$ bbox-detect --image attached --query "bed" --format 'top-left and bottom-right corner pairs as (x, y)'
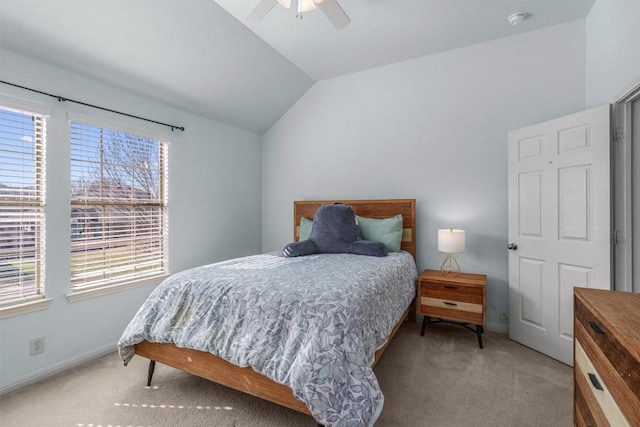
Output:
(117, 199), (417, 426)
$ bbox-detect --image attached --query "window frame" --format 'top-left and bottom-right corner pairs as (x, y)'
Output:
(0, 95), (52, 318)
(67, 113), (169, 302)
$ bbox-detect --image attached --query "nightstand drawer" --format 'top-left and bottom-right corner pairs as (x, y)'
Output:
(420, 296), (483, 324)
(420, 281), (483, 304)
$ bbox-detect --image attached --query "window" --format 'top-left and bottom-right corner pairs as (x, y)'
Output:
(69, 120), (167, 294)
(0, 106), (46, 306)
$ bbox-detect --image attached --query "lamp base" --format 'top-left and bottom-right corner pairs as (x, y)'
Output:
(440, 253), (460, 277)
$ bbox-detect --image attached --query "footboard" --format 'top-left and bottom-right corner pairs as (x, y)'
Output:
(135, 339), (311, 414)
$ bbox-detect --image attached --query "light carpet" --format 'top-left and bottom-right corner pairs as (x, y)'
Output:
(0, 321), (573, 426)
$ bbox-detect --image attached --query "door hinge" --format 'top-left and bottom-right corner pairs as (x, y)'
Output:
(613, 128), (623, 143)
(612, 230), (624, 245)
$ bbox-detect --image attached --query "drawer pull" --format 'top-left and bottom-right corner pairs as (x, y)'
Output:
(588, 373), (603, 391)
(443, 301), (458, 306)
(444, 285), (458, 290)
(589, 321), (605, 334)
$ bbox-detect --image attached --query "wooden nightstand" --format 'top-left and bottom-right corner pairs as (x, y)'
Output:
(418, 269), (487, 348)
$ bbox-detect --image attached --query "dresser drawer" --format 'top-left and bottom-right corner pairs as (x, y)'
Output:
(575, 367), (606, 427)
(575, 296), (640, 405)
(574, 288), (640, 427)
(575, 339), (630, 427)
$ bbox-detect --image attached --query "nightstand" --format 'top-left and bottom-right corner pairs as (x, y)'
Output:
(418, 269), (487, 348)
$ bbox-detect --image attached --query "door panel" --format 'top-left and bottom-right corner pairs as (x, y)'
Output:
(518, 135), (544, 160)
(508, 105), (611, 366)
(558, 263), (591, 338)
(519, 172), (543, 237)
(558, 124), (591, 154)
(518, 257), (544, 328)
(558, 165), (590, 240)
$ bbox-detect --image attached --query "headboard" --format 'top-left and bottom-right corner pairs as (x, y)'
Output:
(293, 199), (416, 260)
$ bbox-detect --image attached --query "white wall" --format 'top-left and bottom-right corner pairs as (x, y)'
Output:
(0, 49), (262, 392)
(586, 0), (640, 106)
(262, 21), (587, 332)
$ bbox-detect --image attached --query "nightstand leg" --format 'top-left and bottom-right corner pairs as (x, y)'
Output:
(476, 325), (483, 349)
(420, 316), (430, 336)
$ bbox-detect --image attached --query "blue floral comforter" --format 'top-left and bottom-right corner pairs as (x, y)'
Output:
(117, 251), (417, 426)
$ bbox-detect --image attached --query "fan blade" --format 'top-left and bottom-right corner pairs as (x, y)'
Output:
(247, 0), (278, 22)
(315, 0), (350, 29)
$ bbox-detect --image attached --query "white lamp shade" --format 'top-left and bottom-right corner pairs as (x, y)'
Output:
(438, 229), (465, 253)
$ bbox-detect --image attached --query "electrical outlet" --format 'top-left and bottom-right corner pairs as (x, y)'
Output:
(30, 337), (44, 355)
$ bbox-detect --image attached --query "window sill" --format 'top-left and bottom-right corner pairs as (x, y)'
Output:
(0, 298), (53, 319)
(66, 275), (169, 303)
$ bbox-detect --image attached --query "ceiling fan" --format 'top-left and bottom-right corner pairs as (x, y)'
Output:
(247, 0), (350, 30)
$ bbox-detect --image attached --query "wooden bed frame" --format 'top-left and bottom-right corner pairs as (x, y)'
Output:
(135, 199), (417, 419)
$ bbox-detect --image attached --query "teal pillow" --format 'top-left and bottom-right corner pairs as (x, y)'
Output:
(356, 214), (403, 252)
(299, 217), (313, 241)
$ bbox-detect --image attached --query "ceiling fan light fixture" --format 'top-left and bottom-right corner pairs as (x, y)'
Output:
(248, 0), (350, 29)
(297, 0), (317, 13)
(507, 12), (526, 26)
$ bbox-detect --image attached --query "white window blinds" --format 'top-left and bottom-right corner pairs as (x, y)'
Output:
(70, 120), (167, 291)
(0, 107), (46, 306)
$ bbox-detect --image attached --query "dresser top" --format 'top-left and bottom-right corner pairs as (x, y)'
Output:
(575, 287), (640, 354)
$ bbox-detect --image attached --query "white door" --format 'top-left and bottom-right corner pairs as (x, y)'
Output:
(508, 105), (611, 366)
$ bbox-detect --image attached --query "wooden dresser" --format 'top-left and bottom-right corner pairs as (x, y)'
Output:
(574, 288), (640, 427)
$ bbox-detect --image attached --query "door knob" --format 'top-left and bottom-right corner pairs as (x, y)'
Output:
(508, 243), (518, 250)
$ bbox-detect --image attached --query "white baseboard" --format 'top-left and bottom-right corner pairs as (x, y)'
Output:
(485, 322), (509, 334)
(0, 342), (117, 396)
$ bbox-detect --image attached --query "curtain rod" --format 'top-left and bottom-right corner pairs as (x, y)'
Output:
(0, 80), (185, 132)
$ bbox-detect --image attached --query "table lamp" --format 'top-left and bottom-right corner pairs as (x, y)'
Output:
(438, 228), (465, 277)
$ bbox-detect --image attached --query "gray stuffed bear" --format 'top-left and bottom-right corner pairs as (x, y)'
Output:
(282, 203), (388, 257)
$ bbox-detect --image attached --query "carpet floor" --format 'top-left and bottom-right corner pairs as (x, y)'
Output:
(0, 321), (573, 426)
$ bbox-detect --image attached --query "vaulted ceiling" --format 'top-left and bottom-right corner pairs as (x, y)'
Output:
(0, 0), (595, 134)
